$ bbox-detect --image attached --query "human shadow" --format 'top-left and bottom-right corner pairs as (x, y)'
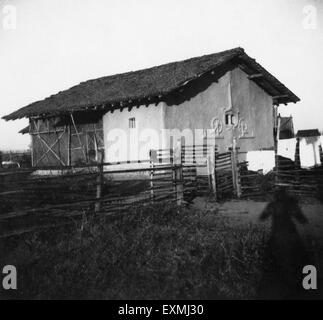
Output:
(257, 188), (310, 299)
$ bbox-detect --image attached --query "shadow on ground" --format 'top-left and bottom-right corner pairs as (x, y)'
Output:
(256, 189), (313, 299)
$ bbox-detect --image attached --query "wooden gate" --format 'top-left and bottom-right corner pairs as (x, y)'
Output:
(181, 144), (215, 197)
(149, 145), (212, 202)
(214, 151), (235, 199)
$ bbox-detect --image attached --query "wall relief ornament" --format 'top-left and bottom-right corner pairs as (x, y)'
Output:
(211, 117), (223, 136)
(238, 118), (249, 137)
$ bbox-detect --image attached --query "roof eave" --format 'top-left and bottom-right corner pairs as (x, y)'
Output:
(236, 54), (300, 106)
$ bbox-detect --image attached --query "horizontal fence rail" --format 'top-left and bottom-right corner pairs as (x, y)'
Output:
(275, 156), (323, 197)
(4, 144), (291, 238)
(0, 146), (214, 238)
(238, 161), (265, 198)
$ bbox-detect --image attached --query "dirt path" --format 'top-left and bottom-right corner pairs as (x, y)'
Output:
(192, 197), (323, 241)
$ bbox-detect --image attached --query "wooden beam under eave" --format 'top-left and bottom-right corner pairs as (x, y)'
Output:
(248, 73), (263, 80)
(238, 63), (251, 73)
(272, 94), (289, 100)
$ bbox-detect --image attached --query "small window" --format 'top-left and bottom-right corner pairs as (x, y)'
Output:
(225, 113), (233, 126)
(129, 117), (136, 128)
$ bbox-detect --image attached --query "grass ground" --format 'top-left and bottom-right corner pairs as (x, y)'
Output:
(1, 197), (322, 300)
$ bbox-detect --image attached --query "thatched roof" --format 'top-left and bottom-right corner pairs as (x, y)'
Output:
(2, 47), (300, 121)
(296, 129), (320, 138)
(19, 125), (30, 135)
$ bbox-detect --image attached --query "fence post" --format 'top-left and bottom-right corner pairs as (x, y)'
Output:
(207, 146), (217, 199)
(95, 151), (104, 214)
(207, 157), (212, 192)
(229, 147), (236, 195)
(274, 115), (281, 187)
(234, 147), (241, 198)
(320, 145), (323, 164)
(149, 150), (157, 202)
(229, 146), (241, 198)
(174, 140), (183, 205)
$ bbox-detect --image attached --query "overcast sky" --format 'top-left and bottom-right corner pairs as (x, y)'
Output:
(0, 0), (322, 150)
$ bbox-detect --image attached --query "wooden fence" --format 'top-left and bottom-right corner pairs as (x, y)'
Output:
(149, 144), (214, 203)
(0, 144), (249, 238)
(182, 144), (214, 198)
(238, 162), (266, 198)
(238, 154), (323, 199)
(215, 151), (235, 199)
(275, 156), (323, 197)
(150, 144), (243, 201)
(0, 151), (210, 238)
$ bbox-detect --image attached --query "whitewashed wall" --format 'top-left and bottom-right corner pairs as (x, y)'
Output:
(103, 102), (166, 172)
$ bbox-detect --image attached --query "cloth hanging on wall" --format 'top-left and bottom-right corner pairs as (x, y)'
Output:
(277, 138), (297, 161)
(299, 136), (321, 168)
(246, 150), (275, 174)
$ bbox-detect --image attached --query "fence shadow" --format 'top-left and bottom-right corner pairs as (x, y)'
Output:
(256, 188), (310, 299)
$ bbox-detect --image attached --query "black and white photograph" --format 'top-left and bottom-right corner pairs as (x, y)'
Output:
(0, 0), (323, 305)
